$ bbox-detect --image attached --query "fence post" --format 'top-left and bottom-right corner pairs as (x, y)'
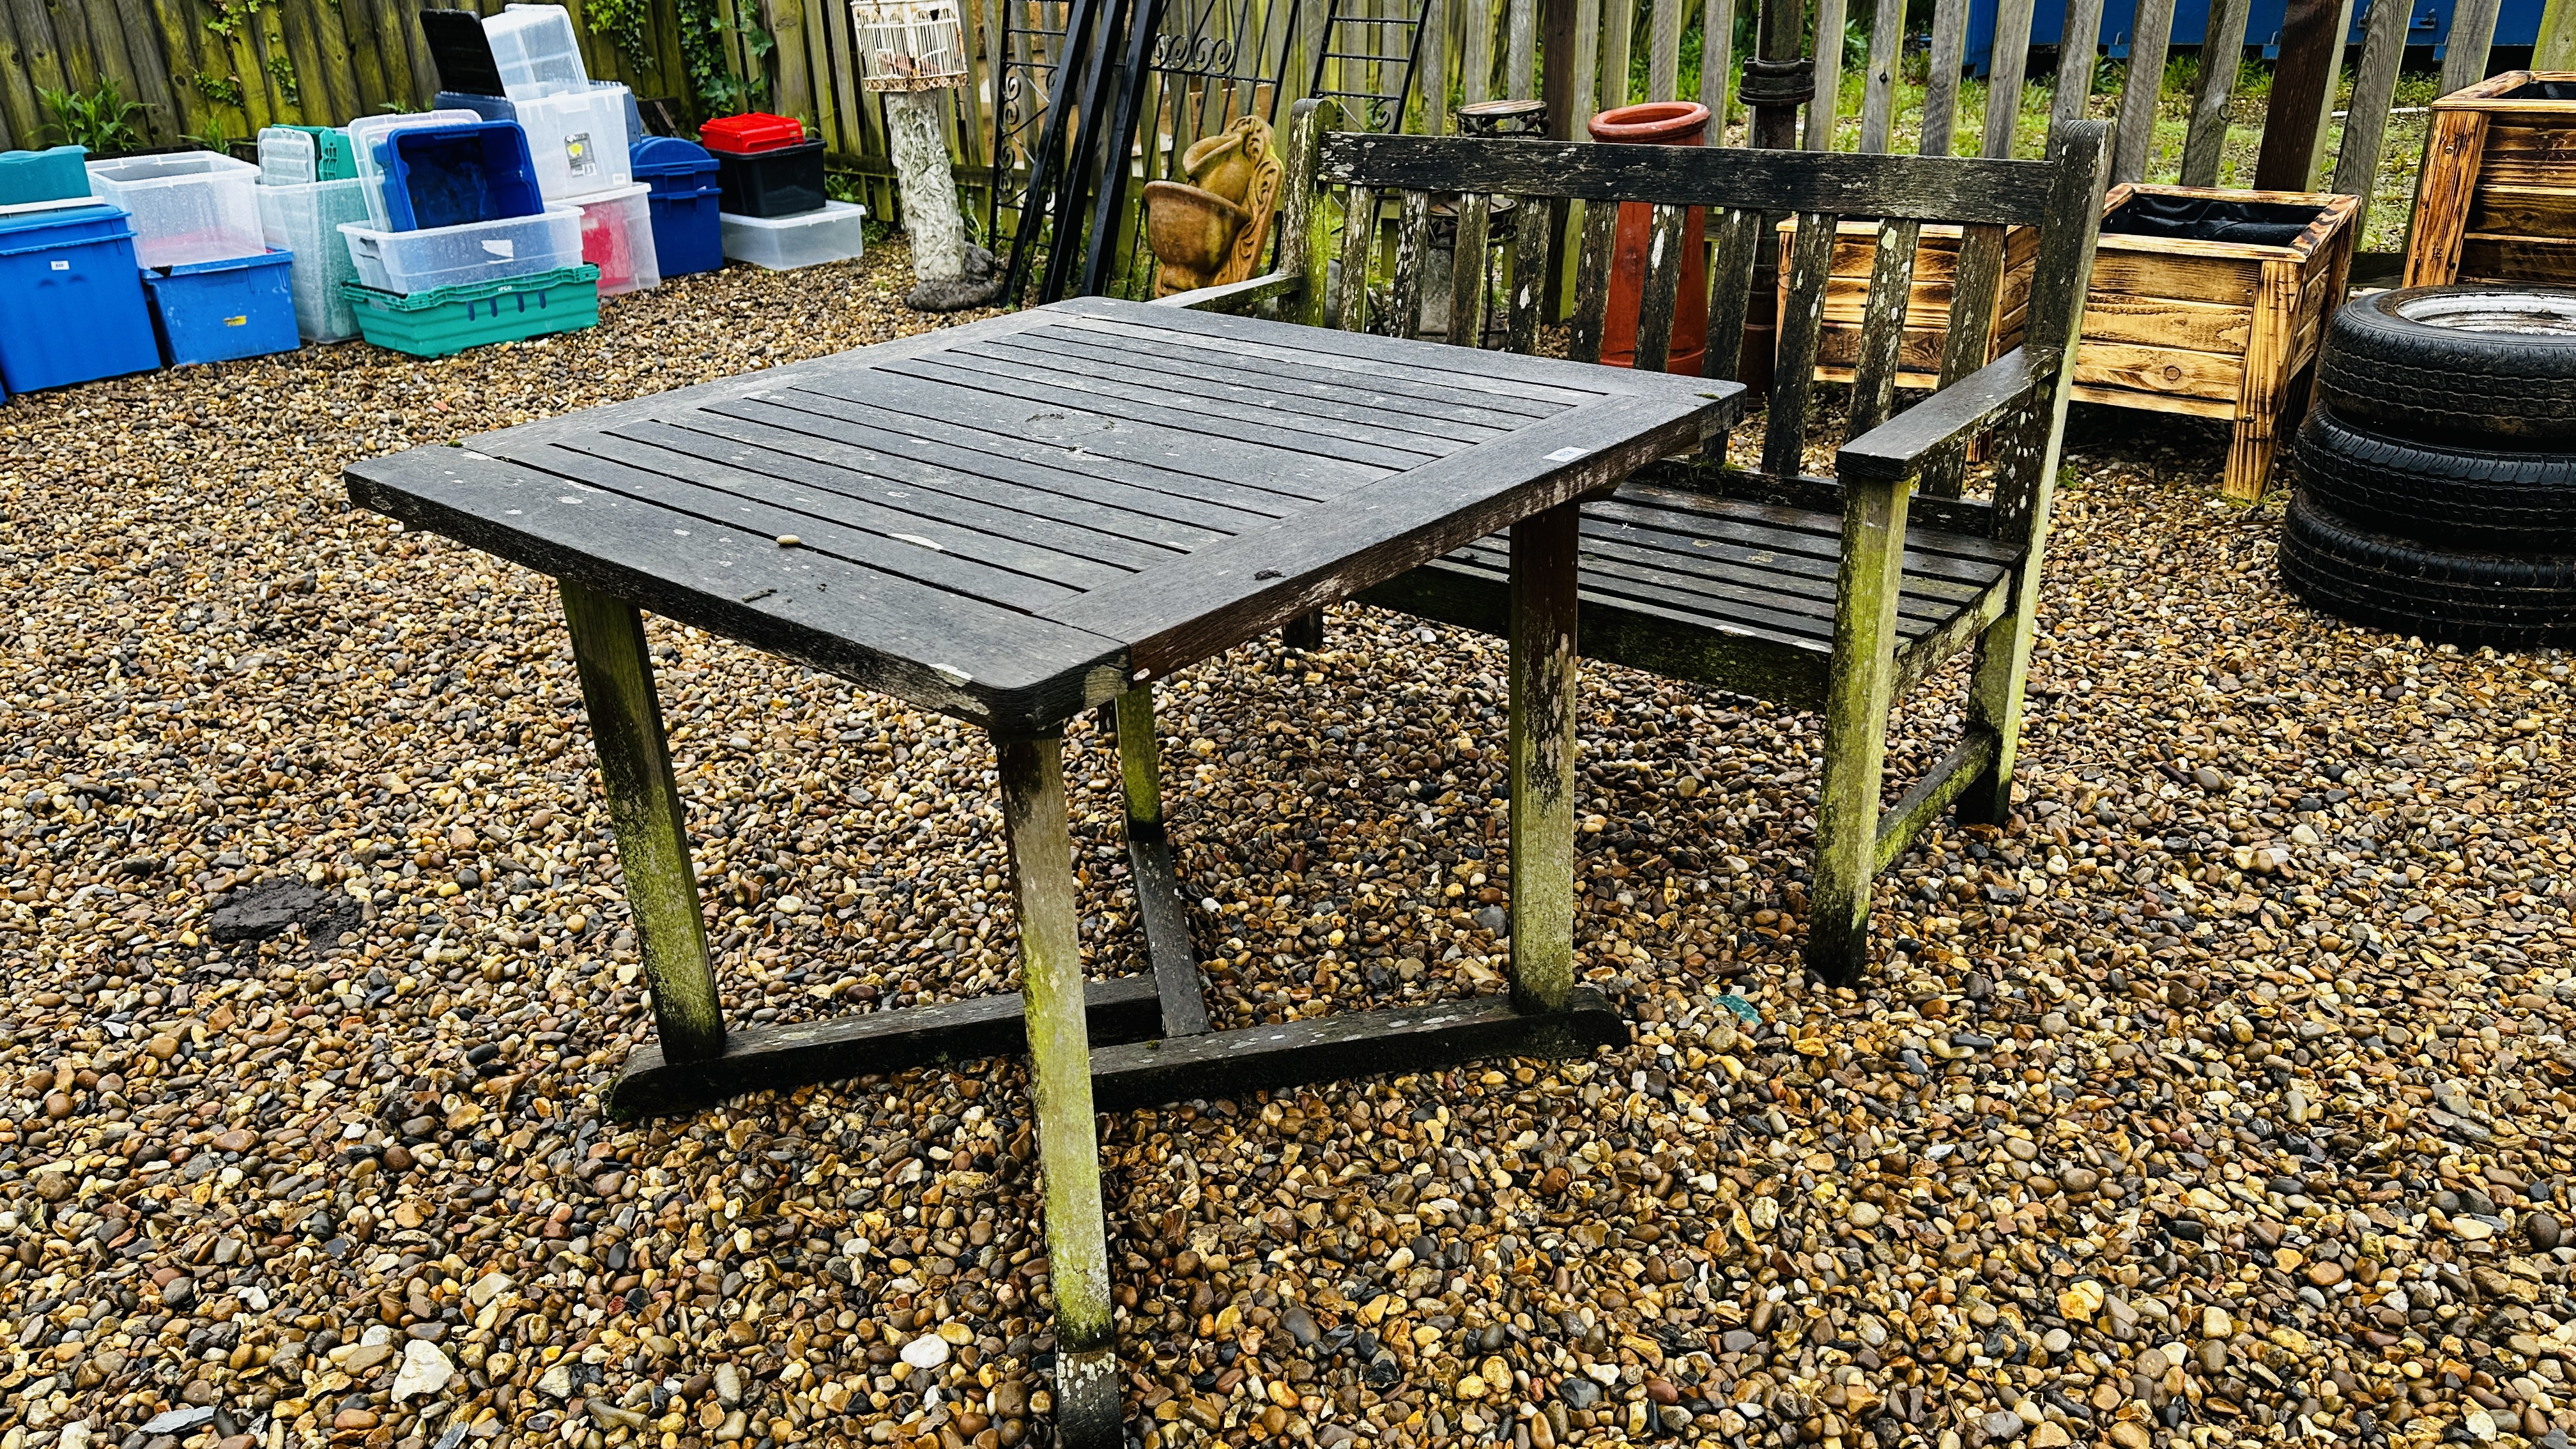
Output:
(2542, 0), (2576, 68)
(2441, 0), (2502, 93)
(2253, 0), (2345, 190)
(2333, 0), (2412, 246)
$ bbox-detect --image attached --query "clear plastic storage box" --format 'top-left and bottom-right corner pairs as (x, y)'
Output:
(573, 183), (659, 295)
(719, 200), (867, 270)
(339, 205), (583, 293)
(257, 176), (373, 342)
(84, 151), (262, 268)
(485, 5), (590, 100)
(349, 109), (487, 231)
(517, 86), (632, 202)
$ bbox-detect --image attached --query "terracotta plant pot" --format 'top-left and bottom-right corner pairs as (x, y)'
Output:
(1181, 129), (1257, 204)
(1143, 180), (1249, 290)
(1586, 100), (1710, 376)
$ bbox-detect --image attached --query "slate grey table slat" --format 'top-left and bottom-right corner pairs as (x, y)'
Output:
(348, 298), (1736, 736)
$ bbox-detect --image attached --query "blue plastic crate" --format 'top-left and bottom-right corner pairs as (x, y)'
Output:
(646, 183), (723, 277)
(145, 250), (300, 365)
(0, 205), (162, 392)
(632, 139), (721, 277)
(375, 121), (543, 231)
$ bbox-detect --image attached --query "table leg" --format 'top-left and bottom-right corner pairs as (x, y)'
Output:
(1114, 684), (1211, 1038)
(1507, 501), (1579, 1014)
(997, 733), (1123, 1449)
(560, 581), (725, 1064)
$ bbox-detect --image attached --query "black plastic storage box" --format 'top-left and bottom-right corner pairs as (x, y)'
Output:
(712, 139), (825, 219)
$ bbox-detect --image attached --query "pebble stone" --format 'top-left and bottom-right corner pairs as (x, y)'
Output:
(0, 259), (2569, 1449)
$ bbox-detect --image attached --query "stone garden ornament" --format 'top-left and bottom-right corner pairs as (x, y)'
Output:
(852, 0), (1005, 310)
(1142, 114), (1284, 297)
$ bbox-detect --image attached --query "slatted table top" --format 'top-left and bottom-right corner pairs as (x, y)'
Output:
(346, 298), (1740, 735)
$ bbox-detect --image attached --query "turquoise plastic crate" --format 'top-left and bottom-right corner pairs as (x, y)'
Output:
(342, 263), (599, 357)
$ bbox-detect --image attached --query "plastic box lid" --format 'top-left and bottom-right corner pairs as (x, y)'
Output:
(630, 135), (717, 178)
(258, 128), (359, 185)
(700, 113), (806, 153)
(420, 9), (508, 95)
(0, 203), (127, 247)
(484, 4), (590, 100)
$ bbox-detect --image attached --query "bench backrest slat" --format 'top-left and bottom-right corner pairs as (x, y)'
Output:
(1702, 206), (1760, 389)
(1843, 217), (1924, 441)
(1315, 135), (2059, 227)
(1630, 203), (1689, 376)
(1762, 213), (1839, 479)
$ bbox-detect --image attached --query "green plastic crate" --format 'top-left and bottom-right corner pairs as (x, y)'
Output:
(342, 264), (600, 358)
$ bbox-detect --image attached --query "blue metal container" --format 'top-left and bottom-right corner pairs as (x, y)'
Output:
(1968, 0), (2545, 74)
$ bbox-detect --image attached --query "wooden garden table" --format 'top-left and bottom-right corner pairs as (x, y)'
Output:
(345, 296), (1736, 1446)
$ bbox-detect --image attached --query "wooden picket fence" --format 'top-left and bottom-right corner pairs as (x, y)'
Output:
(4, 0), (2571, 277)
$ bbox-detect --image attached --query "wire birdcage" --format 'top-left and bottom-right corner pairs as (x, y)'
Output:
(850, 0), (967, 91)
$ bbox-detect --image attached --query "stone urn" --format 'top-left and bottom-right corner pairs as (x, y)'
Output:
(1140, 181), (1250, 294)
(1145, 115), (1284, 297)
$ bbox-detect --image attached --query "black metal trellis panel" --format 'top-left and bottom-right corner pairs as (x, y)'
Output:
(1307, 0), (1429, 134)
(988, 0), (1082, 256)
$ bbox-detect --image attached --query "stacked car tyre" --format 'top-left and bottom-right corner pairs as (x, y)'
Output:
(2280, 284), (2576, 648)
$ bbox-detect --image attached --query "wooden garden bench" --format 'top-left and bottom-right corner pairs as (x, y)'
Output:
(1161, 102), (2112, 984)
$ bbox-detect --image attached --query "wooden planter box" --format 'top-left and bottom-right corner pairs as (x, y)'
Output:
(1784, 186), (2353, 500)
(1789, 221), (2039, 390)
(2405, 71), (2576, 289)
(2073, 184), (2358, 501)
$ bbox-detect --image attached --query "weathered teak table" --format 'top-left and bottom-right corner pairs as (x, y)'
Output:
(345, 297), (1736, 1445)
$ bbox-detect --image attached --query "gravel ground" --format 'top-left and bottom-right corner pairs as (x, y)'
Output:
(1, 249), (2573, 1449)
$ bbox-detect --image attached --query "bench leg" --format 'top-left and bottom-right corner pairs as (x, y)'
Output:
(997, 733), (1123, 1449)
(1958, 595), (2033, 828)
(1508, 501), (1579, 1013)
(1113, 683), (1211, 1038)
(1809, 477), (1909, 987)
(559, 581), (725, 1064)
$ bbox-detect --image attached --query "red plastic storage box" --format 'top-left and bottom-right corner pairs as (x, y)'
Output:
(699, 113), (806, 155)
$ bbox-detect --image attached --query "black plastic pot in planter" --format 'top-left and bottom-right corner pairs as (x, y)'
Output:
(2099, 192), (2324, 249)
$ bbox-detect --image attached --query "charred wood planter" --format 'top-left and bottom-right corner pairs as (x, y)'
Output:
(2405, 72), (2576, 292)
(2074, 183), (2358, 502)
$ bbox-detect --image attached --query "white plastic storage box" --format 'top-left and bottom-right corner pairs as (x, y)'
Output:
(487, 4), (590, 100)
(517, 85), (632, 202)
(84, 151), (262, 268)
(573, 183), (659, 295)
(339, 205), (583, 293)
(720, 201), (868, 270)
(348, 109), (488, 231)
(258, 176), (373, 342)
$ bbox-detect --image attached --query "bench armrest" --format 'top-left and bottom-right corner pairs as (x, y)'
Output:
(1149, 270), (1306, 314)
(1835, 346), (2049, 485)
